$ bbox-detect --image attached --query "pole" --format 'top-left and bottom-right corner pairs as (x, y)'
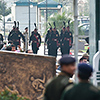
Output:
(3, 1), (6, 40)
(74, 0), (78, 62)
(89, 0), (96, 65)
(73, 0), (78, 83)
(46, 0), (47, 29)
(29, 0), (31, 38)
(4, 14), (5, 40)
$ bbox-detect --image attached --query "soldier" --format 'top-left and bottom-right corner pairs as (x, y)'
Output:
(8, 26), (15, 42)
(48, 22), (59, 57)
(0, 33), (3, 49)
(45, 23), (53, 55)
(23, 27), (28, 52)
(60, 21), (69, 55)
(43, 55), (76, 100)
(61, 63), (100, 100)
(29, 23), (41, 54)
(66, 26), (73, 54)
(8, 21), (25, 50)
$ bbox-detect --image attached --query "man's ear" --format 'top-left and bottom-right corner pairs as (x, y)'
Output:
(90, 73), (92, 77)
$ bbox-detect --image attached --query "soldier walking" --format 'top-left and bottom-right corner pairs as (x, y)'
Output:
(66, 26), (73, 54)
(8, 26), (15, 42)
(8, 21), (25, 50)
(0, 33), (3, 49)
(23, 27), (28, 52)
(48, 22), (59, 57)
(60, 21), (69, 55)
(45, 23), (53, 55)
(61, 63), (100, 100)
(29, 23), (41, 54)
(43, 55), (76, 100)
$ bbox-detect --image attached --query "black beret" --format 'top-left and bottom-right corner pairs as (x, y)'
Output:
(78, 63), (93, 75)
(59, 55), (76, 66)
(25, 27), (28, 30)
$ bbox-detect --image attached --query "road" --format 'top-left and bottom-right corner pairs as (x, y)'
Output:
(27, 43), (84, 62)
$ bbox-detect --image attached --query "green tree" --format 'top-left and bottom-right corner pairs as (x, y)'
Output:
(47, 12), (73, 33)
(84, 0), (89, 16)
(0, 1), (11, 17)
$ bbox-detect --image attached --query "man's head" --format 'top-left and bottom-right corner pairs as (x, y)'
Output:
(13, 26), (15, 30)
(25, 27), (28, 32)
(16, 27), (19, 30)
(53, 27), (56, 31)
(34, 28), (37, 33)
(59, 55), (76, 76)
(11, 44), (16, 51)
(79, 57), (87, 63)
(67, 26), (70, 32)
(63, 27), (66, 31)
(82, 53), (89, 60)
(49, 27), (52, 32)
(78, 63), (93, 81)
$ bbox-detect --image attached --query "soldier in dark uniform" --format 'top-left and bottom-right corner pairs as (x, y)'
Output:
(43, 55), (76, 100)
(48, 22), (59, 57)
(29, 23), (41, 54)
(8, 26), (15, 42)
(61, 63), (100, 100)
(45, 23), (53, 55)
(66, 26), (73, 54)
(0, 33), (3, 49)
(8, 21), (25, 50)
(60, 22), (69, 55)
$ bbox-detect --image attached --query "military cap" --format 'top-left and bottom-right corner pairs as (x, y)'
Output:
(78, 63), (93, 75)
(59, 55), (76, 66)
(25, 27), (28, 30)
(82, 53), (89, 57)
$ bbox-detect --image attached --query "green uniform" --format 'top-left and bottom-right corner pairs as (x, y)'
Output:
(44, 72), (72, 100)
(61, 82), (100, 100)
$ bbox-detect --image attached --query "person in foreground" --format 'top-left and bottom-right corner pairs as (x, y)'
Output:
(43, 55), (76, 100)
(61, 63), (100, 100)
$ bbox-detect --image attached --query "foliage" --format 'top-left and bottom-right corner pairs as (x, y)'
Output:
(43, 12), (85, 36)
(0, 89), (29, 100)
(46, 12), (73, 33)
(0, 1), (11, 16)
(78, 27), (85, 35)
(84, 1), (89, 16)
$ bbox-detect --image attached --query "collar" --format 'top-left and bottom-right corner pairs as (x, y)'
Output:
(59, 71), (73, 78)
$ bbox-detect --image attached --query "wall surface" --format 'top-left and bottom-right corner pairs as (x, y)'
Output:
(0, 51), (56, 100)
(12, 5), (37, 32)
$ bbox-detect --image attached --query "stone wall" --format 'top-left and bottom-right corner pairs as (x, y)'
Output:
(0, 51), (56, 100)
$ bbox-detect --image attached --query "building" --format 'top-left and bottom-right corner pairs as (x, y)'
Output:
(12, 0), (37, 32)
(11, 0), (62, 34)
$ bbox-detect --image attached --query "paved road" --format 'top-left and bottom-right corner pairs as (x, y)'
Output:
(27, 43), (83, 62)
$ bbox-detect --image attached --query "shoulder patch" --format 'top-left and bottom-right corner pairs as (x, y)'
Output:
(64, 84), (74, 91)
(61, 77), (69, 85)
